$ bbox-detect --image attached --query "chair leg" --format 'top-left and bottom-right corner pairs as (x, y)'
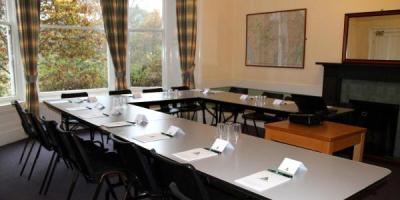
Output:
(105, 176), (118, 200)
(233, 112), (239, 123)
(28, 144), (42, 180)
(20, 141), (35, 176)
(253, 119), (259, 137)
(44, 155), (60, 195)
(67, 170), (80, 200)
(202, 103), (206, 124)
(243, 118), (248, 132)
(39, 151), (56, 194)
(19, 139), (31, 164)
(191, 111), (197, 120)
(90, 128), (94, 141)
(93, 177), (105, 200)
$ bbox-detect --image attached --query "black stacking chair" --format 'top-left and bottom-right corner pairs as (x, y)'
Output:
(242, 92), (284, 137)
(109, 89), (132, 96)
(51, 127), (127, 200)
(60, 92), (89, 131)
(24, 113), (55, 181)
(40, 121), (107, 196)
(149, 149), (210, 200)
(212, 87), (248, 124)
(13, 101), (39, 177)
(171, 86), (206, 123)
(111, 134), (163, 199)
(142, 88), (179, 116)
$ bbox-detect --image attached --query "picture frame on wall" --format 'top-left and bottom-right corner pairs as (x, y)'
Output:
(246, 9), (307, 68)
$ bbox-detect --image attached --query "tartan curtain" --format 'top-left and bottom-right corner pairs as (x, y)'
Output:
(16, 0), (40, 116)
(100, 0), (128, 90)
(176, 0), (197, 89)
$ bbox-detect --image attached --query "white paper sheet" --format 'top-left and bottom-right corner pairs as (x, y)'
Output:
(66, 107), (88, 111)
(133, 133), (170, 143)
(235, 170), (291, 192)
(49, 100), (69, 104)
(78, 112), (106, 119)
(173, 148), (218, 162)
(102, 121), (133, 128)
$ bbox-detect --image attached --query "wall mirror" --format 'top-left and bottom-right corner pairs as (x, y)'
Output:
(342, 9), (400, 65)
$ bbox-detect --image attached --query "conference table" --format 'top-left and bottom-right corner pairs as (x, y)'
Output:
(44, 91), (390, 200)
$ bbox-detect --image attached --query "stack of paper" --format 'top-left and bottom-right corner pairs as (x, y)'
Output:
(133, 133), (170, 143)
(102, 121), (133, 128)
(235, 170), (291, 192)
(173, 148), (218, 162)
(78, 113), (105, 119)
(66, 107), (88, 111)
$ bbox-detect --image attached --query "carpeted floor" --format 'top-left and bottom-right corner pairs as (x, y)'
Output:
(1, 129), (400, 200)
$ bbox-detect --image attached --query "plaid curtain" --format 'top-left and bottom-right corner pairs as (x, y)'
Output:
(100, 0), (128, 90)
(176, 0), (197, 89)
(16, 0), (40, 116)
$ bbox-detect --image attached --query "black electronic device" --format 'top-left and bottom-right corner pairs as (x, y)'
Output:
(288, 113), (322, 126)
(291, 94), (337, 116)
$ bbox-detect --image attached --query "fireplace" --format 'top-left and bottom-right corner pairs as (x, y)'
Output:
(350, 100), (399, 157)
(317, 62), (400, 158)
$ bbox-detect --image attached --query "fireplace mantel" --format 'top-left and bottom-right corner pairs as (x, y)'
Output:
(316, 62), (400, 105)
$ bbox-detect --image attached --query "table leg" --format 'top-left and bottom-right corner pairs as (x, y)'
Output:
(353, 132), (366, 162)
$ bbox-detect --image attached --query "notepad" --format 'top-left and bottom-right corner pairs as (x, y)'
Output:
(235, 170), (290, 192)
(133, 133), (170, 143)
(49, 100), (69, 104)
(173, 148), (218, 162)
(66, 107), (88, 111)
(78, 113), (106, 119)
(102, 121), (133, 128)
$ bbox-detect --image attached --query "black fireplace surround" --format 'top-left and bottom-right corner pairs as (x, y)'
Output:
(316, 62), (400, 106)
(317, 62), (400, 158)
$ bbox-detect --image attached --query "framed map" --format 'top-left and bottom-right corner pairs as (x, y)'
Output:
(246, 9), (306, 68)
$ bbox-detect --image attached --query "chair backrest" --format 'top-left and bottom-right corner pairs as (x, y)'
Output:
(109, 89), (132, 96)
(68, 133), (96, 177)
(42, 120), (68, 157)
(229, 87), (248, 95)
(13, 100), (35, 138)
(142, 88), (163, 93)
(111, 135), (162, 194)
(28, 113), (53, 150)
(53, 126), (88, 173)
(61, 92), (88, 99)
(261, 92), (284, 100)
(149, 149), (210, 200)
(171, 86), (190, 91)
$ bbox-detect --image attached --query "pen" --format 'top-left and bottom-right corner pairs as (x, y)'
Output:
(102, 113), (109, 117)
(267, 169), (292, 178)
(161, 132), (173, 138)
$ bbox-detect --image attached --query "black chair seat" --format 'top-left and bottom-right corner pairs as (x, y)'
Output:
(86, 152), (126, 182)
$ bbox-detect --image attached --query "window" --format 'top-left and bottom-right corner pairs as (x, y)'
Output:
(0, 0), (16, 98)
(39, 0), (108, 92)
(128, 0), (163, 87)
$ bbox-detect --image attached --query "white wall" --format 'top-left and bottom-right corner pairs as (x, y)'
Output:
(198, 0), (400, 95)
(0, 105), (25, 146)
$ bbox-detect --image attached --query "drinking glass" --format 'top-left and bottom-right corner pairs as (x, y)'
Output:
(216, 123), (225, 139)
(225, 122), (233, 141)
(232, 123), (241, 144)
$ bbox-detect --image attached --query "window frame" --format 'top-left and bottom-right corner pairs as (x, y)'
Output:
(0, 0), (20, 105)
(128, 0), (166, 90)
(0, 0), (178, 105)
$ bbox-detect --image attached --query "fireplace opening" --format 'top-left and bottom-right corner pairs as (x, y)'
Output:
(350, 100), (399, 157)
